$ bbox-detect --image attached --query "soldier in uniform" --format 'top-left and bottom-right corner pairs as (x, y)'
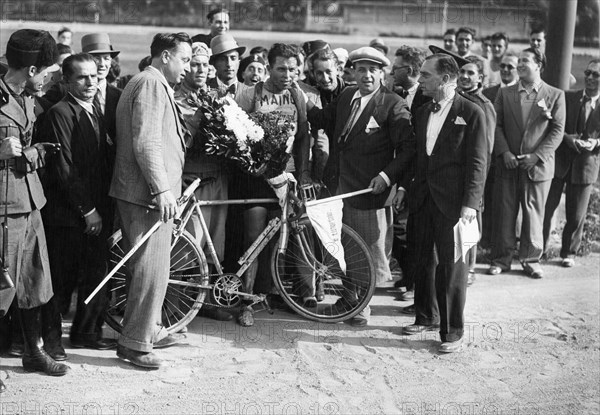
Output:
(0, 29), (68, 382)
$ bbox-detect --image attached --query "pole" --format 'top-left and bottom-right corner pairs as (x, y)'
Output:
(544, 0), (578, 90)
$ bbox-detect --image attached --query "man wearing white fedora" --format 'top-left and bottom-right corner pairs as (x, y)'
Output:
(207, 33), (246, 98)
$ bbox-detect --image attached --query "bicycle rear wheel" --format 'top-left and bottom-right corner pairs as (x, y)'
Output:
(271, 219), (376, 323)
(104, 229), (209, 334)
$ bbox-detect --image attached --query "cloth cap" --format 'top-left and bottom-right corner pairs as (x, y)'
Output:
(348, 46), (390, 67)
(369, 38), (389, 55)
(81, 33), (120, 58)
(192, 42), (211, 58)
(209, 34), (246, 64)
(302, 40), (330, 58)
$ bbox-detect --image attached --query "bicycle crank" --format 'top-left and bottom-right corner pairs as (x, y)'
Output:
(212, 274), (245, 308)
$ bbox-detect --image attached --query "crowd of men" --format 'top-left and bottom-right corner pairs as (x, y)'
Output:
(0, 8), (598, 385)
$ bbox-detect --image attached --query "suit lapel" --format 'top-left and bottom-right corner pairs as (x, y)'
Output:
(524, 82), (548, 131)
(431, 94), (461, 155)
(346, 88), (382, 144)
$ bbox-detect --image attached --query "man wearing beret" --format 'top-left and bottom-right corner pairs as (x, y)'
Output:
(307, 46), (415, 326)
(237, 54), (267, 87)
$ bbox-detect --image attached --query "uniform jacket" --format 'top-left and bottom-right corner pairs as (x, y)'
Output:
(0, 79), (46, 214)
(554, 90), (600, 184)
(308, 85), (415, 210)
(410, 93), (488, 221)
(109, 67), (186, 207)
(42, 94), (114, 227)
(494, 81), (566, 182)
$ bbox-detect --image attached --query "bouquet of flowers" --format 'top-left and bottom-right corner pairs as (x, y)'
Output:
(187, 91), (294, 179)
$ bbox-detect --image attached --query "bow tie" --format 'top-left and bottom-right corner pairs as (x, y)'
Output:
(429, 102), (441, 113)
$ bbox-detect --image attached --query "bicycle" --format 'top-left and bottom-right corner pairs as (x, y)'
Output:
(103, 178), (376, 334)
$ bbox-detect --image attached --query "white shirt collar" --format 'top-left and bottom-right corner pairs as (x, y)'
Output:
(583, 91), (600, 109)
(97, 79), (107, 95)
(407, 83), (419, 95)
(351, 85), (380, 103)
(435, 83), (456, 108)
(518, 79), (543, 94)
(502, 79), (518, 88)
(70, 93), (94, 115)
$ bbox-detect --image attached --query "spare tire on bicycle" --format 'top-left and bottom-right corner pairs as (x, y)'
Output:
(104, 229), (209, 334)
(271, 219), (376, 323)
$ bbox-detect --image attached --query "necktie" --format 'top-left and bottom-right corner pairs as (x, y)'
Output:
(339, 97), (361, 143)
(93, 90), (104, 115)
(89, 104), (103, 147)
(227, 83), (237, 96)
(429, 101), (441, 113)
(576, 95), (591, 135)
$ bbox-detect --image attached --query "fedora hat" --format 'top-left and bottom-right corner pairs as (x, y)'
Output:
(81, 33), (120, 58)
(209, 34), (246, 64)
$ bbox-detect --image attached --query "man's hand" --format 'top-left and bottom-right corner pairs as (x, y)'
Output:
(502, 151), (519, 169)
(369, 175), (388, 195)
(517, 153), (540, 171)
(564, 134), (581, 153)
(0, 137), (22, 160)
(577, 139), (596, 152)
(392, 188), (406, 213)
(33, 142), (61, 157)
(460, 206), (477, 224)
(84, 210), (103, 236)
(155, 191), (178, 222)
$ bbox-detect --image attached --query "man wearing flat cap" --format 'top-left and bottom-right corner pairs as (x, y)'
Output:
(207, 33), (245, 98)
(307, 46), (415, 327)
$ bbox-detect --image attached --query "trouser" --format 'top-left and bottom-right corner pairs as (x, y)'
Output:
(543, 176), (593, 258)
(45, 226), (109, 342)
(116, 201), (172, 353)
(413, 194), (468, 343)
(490, 170), (551, 270)
(342, 205), (393, 286)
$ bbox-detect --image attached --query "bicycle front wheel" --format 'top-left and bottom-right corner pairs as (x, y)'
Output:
(104, 229), (209, 334)
(271, 220), (376, 323)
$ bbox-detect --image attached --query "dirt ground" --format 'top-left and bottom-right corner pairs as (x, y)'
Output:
(1, 254), (598, 415)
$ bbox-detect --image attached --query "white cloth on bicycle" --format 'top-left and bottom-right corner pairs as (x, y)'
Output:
(305, 199), (347, 273)
(267, 172), (296, 209)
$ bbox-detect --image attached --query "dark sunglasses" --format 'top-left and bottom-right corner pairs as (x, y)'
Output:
(584, 69), (600, 79)
(500, 63), (515, 70)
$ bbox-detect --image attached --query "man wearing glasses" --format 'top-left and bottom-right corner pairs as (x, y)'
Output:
(543, 59), (600, 267)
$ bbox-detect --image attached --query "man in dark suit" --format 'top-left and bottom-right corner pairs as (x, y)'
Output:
(80, 33), (122, 143)
(43, 53), (116, 351)
(543, 59), (600, 267)
(400, 53), (487, 353)
(390, 45), (432, 304)
(109, 33), (192, 368)
(489, 48), (566, 279)
(307, 46), (415, 326)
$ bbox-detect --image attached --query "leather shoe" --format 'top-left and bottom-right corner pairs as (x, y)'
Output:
(402, 324), (439, 335)
(237, 306), (255, 327)
(396, 290), (414, 301)
(153, 333), (186, 349)
(439, 338), (463, 353)
(44, 343), (68, 361)
(70, 337), (117, 350)
(521, 261), (543, 279)
(561, 258), (575, 268)
(116, 345), (162, 369)
(488, 266), (503, 275)
(400, 304), (415, 315)
(199, 306), (233, 321)
(0, 379), (5, 393)
(302, 296), (318, 308)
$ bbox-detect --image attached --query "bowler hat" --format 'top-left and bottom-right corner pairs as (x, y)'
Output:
(428, 45), (469, 68)
(209, 34), (246, 64)
(81, 33), (120, 58)
(348, 46), (390, 67)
